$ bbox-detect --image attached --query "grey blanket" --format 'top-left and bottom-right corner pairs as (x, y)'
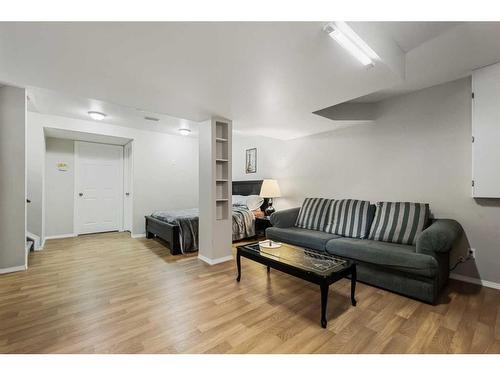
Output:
(151, 206), (255, 253)
(232, 206), (256, 241)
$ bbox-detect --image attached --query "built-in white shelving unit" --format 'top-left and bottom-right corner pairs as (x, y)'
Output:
(215, 121), (230, 220)
(198, 117), (233, 265)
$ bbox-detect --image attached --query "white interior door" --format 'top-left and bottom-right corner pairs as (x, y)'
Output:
(123, 142), (133, 232)
(75, 142), (124, 235)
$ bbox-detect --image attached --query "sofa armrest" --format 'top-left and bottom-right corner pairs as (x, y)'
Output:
(416, 219), (462, 256)
(269, 207), (300, 228)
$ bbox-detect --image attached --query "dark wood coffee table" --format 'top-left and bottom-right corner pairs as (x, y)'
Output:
(236, 241), (357, 328)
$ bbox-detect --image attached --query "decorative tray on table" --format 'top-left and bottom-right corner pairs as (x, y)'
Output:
(259, 240), (282, 249)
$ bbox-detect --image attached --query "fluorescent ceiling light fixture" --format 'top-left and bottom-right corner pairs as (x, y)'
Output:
(324, 22), (379, 66)
(178, 128), (191, 136)
(88, 111), (106, 121)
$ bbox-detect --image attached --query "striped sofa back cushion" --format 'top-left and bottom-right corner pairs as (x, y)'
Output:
(295, 198), (333, 232)
(325, 199), (373, 239)
(368, 202), (430, 245)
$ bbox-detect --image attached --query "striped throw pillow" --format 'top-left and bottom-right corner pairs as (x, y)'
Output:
(295, 198), (333, 232)
(368, 202), (430, 245)
(325, 199), (372, 239)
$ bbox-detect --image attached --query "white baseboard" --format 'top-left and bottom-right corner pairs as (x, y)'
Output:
(0, 265), (27, 275)
(450, 272), (500, 290)
(131, 233), (146, 239)
(44, 233), (77, 240)
(26, 231), (43, 250)
(198, 254), (233, 265)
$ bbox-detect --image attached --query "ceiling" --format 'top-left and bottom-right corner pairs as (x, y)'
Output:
(28, 86), (199, 137)
(353, 22), (500, 103)
(370, 22), (461, 52)
(1, 22), (500, 139)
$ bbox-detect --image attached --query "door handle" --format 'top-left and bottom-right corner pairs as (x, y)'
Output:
(79, 193), (83, 197)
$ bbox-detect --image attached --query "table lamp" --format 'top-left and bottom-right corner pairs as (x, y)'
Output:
(260, 179), (281, 216)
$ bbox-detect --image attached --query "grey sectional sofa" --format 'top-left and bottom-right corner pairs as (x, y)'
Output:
(266, 205), (462, 304)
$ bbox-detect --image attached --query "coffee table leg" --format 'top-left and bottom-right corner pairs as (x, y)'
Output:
(267, 266), (270, 273)
(236, 250), (241, 282)
(351, 265), (357, 306)
(320, 283), (329, 328)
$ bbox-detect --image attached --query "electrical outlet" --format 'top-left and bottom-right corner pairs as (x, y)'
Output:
(469, 248), (476, 259)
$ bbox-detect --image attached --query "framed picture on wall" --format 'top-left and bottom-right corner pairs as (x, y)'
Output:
(245, 148), (257, 174)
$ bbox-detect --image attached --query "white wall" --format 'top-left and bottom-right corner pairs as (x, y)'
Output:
(272, 78), (500, 284)
(45, 138), (74, 237)
(232, 132), (287, 198)
(0, 86), (26, 271)
(27, 112), (199, 237)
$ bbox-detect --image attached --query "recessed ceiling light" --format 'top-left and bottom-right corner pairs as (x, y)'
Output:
(88, 111), (106, 121)
(324, 22), (379, 67)
(178, 128), (191, 136)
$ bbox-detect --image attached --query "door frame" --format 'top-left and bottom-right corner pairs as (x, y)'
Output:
(123, 141), (133, 232)
(73, 141), (126, 236)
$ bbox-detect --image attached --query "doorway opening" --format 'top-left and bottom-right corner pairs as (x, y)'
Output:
(28, 128), (134, 244)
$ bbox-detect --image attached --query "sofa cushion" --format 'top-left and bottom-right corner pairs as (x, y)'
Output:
(266, 226), (341, 251)
(369, 202), (430, 245)
(325, 237), (438, 278)
(295, 198), (333, 232)
(325, 199), (374, 239)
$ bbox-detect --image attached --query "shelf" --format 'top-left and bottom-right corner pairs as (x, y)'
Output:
(215, 120), (230, 221)
(216, 162), (228, 180)
(216, 199), (229, 220)
(216, 121), (229, 139)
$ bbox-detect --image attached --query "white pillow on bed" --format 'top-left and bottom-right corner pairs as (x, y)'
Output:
(245, 195), (264, 211)
(232, 195), (248, 207)
(232, 195), (264, 211)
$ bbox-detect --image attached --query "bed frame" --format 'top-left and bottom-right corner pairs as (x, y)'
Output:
(145, 180), (267, 255)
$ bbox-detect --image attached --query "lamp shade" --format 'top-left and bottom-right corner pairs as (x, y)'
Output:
(260, 179), (281, 198)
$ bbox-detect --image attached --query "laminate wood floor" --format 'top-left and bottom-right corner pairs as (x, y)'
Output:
(1, 232), (499, 354)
